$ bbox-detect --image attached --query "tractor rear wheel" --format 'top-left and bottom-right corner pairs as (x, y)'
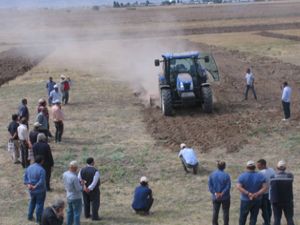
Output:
(202, 86), (213, 113)
(161, 89), (172, 116)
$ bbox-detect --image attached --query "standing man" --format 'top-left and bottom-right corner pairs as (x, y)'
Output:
(132, 176), (154, 215)
(237, 160), (267, 225)
(270, 160), (295, 225)
(208, 161), (231, 225)
(51, 100), (64, 143)
(256, 159), (275, 225)
(29, 122), (42, 146)
(244, 68), (257, 100)
(63, 161), (83, 225)
(24, 155), (46, 224)
(41, 199), (65, 225)
(18, 98), (29, 122)
(281, 81), (292, 121)
(178, 143), (199, 174)
(46, 77), (56, 105)
(18, 117), (31, 168)
(33, 133), (54, 192)
(60, 74), (70, 104)
(78, 157), (101, 221)
(49, 85), (62, 106)
(7, 114), (20, 164)
(36, 106), (49, 138)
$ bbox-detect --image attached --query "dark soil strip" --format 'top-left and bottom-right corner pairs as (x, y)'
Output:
(0, 47), (52, 86)
(257, 31), (300, 42)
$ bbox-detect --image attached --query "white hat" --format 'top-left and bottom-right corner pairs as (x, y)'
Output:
(277, 160), (286, 168)
(69, 160), (78, 167)
(140, 176), (148, 183)
(180, 143), (186, 149)
(53, 99), (61, 104)
(60, 74), (66, 79)
(247, 160), (255, 167)
(54, 84), (58, 88)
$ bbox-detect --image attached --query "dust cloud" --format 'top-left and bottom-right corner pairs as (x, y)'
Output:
(0, 7), (190, 105)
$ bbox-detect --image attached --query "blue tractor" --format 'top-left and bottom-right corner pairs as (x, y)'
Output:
(154, 51), (220, 116)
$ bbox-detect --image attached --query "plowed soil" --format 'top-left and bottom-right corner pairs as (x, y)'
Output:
(0, 47), (51, 86)
(143, 40), (300, 152)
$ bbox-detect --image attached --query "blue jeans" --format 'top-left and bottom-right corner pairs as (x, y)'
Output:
(28, 191), (46, 223)
(239, 200), (261, 225)
(67, 198), (82, 225)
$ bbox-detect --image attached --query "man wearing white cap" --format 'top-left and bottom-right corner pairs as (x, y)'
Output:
(132, 176), (154, 215)
(49, 84), (62, 106)
(270, 160), (295, 225)
(237, 160), (267, 225)
(178, 143), (199, 174)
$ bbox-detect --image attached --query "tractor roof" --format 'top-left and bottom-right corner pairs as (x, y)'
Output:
(162, 51), (200, 60)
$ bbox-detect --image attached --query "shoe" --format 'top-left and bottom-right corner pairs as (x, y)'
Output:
(14, 161), (21, 164)
(28, 217), (35, 221)
(92, 217), (101, 221)
(282, 118), (288, 121)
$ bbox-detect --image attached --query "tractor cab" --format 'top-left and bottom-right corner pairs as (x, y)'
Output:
(154, 51), (220, 116)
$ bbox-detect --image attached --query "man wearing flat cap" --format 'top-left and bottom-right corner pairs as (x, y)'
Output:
(178, 143), (199, 174)
(270, 160), (295, 225)
(132, 176), (154, 215)
(237, 160), (267, 225)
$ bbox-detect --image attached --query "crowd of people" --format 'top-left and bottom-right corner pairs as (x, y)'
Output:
(5, 70), (296, 225)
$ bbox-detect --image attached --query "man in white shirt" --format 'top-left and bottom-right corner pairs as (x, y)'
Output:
(244, 68), (257, 100)
(18, 117), (31, 168)
(257, 159), (276, 225)
(281, 81), (292, 120)
(178, 143), (199, 174)
(49, 85), (62, 106)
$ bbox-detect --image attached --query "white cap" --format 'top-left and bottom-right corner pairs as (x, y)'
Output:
(54, 84), (58, 88)
(247, 160), (255, 167)
(69, 160), (78, 167)
(180, 143), (186, 149)
(140, 176), (148, 183)
(61, 74), (66, 79)
(277, 160), (286, 168)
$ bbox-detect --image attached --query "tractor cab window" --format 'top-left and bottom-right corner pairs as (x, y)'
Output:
(170, 58), (196, 76)
(198, 53), (220, 81)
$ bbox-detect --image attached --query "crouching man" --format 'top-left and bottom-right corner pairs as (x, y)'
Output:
(178, 143), (199, 174)
(132, 176), (154, 215)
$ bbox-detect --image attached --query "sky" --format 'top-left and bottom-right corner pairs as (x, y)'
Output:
(0, 0), (162, 8)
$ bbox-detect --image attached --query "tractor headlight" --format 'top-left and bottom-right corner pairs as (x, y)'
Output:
(180, 81), (184, 90)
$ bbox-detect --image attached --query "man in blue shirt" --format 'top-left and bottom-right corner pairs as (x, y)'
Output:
(281, 81), (292, 121)
(132, 176), (154, 215)
(208, 161), (231, 225)
(46, 77), (56, 100)
(18, 98), (29, 121)
(178, 143), (199, 174)
(24, 155), (46, 223)
(237, 160), (267, 225)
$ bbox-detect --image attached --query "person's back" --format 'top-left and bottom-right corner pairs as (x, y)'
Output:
(132, 185), (152, 210)
(63, 170), (82, 200)
(36, 112), (48, 130)
(270, 171), (293, 204)
(209, 169), (231, 201)
(41, 207), (63, 225)
(24, 163), (46, 194)
(33, 142), (53, 168)
(30, 129), (40, 146)
(179, 148), (198, 165)
(238, 171), (265, 200)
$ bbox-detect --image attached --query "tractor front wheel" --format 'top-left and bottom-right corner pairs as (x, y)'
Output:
(161, 89), (172, 116)
(202, 86), (213, 113)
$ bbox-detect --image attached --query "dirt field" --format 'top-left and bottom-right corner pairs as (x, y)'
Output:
(1, 2), (300, 225)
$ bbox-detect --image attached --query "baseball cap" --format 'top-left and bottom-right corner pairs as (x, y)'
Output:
(33, 122), (42, 127)
(180, 143), (186, 149)
(69, 161), (78, 167)
(247, 160), (255, 167)
(60, 74), (66, 79)
(277, 160), (286, 168)
(140, 176), (148, 183)
(54, 84), (58, 88)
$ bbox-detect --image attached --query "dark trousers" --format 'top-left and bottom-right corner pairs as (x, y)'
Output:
(83, 189), (100, 219)
(260, 194), (272, 225)
(54, 121), (64, 142)
(134, 198), (154, 213)
(272, 202), (295, 225)
(239, 200), (261, 225)
(180, 156), (198, 174)
(44, 166), (52, 191)
(62, 91), (69, 104)
(212, 199), (230, 225)
(245, 85), (257, 100)
(20, 141), (30, 168)
(282, 101), (290, 119)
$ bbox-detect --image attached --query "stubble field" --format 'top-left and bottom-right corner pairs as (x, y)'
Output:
(1, 2), (300, 225)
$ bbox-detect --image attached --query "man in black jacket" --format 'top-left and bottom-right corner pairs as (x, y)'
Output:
(33, 133), (54, 191)
(78, 157), (101, 221)
(41, 199), (64, 225)
(270, 160), (295, 225)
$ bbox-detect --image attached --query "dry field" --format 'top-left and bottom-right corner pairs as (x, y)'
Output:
(1, 2), (300, 225)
